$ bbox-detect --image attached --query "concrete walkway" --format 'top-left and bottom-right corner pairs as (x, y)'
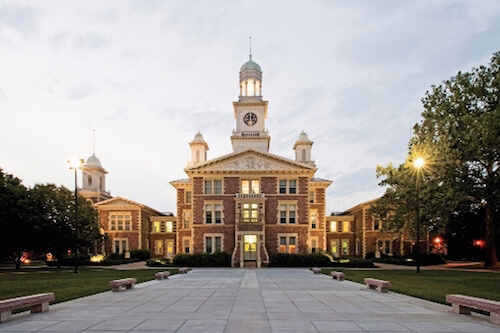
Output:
(1, 268), (498, 333)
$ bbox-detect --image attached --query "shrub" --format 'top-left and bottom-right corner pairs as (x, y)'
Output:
(130, 250), (150, 260)
(146, 258), (173, 267)
(172, 252), (231, 267)
(268, 253), (332, 267)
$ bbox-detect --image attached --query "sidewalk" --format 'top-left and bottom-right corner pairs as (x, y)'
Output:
(0, 268), (498, 332)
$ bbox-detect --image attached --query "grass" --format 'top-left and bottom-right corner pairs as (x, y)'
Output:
(0, 267), (177, 305)
(321, 268), (500, 304)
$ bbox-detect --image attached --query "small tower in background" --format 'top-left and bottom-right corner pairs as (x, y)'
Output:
(293, 131), (315, 165)
(188, 131), (209, 166)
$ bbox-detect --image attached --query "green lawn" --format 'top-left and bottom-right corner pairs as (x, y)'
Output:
(0, 267), (176, 304)
(322, 268), (500, 304)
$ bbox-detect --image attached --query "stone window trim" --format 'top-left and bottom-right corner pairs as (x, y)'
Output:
(373, 218), (381, 230)
(377, 239), (392, 255)
(309, 190), (315, 203)
(204, 179), (223, 195)
(355, 239), (361, 255)
(278, 200), (298, 224)
(277, 233), (298, 254)
(185, 191), (192, 204)
(241, 179), (260, 194)
(204, 233), (223, 253)
(155, 239), (164, 255)
(278, 179), (298, 195)
(109, 211), (132, 231)
(204, 201), (224, 225)
(152, 220), (174, 233)
(342, 221), (351, 233)
(330, 239), (339, 257)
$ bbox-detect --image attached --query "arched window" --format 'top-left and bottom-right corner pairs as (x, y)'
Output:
(302, 149), (306, 161)
(88, 175), (92, 187)
(100, 177), (103, 190)
(196, 150), (200, 162)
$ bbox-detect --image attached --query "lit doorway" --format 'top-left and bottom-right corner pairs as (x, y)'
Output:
(243, 235), (257, 261)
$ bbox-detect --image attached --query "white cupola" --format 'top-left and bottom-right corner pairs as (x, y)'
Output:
(239, 54), (262, 100)
(189, 131), (209, 166)
(293, 131), (314, 165)
(81, 153), (108, 192)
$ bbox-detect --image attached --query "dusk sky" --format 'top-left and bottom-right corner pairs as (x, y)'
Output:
(1, 1), (499, 213)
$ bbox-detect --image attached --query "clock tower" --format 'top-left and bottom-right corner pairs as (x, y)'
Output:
(231, 54), (270, 153)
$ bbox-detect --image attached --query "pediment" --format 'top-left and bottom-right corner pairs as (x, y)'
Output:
(187, 150), (315, 172)
(95, 196), (142, 207)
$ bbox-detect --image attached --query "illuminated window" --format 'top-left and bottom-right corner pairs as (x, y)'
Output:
(279, 236), (296, 254)
(183, 211), (190, 229)
(205, 204), (222, 224)
(330, 240), (338, 257)
(279, 204), (296, 224)
(153, 221), (161, 233)
(342, 240), (349, 255)
(155, 240), (163, 255)
(185, 191), (192, 204)
(205, 236), (222, 253)
(342, 221), (350, 233)
(279, 179), (297, 194)
(166, 221), (173, 233)
(310, 210), (318, 229)
(110, 213), (131, 231)
(330, 221), (337, 232)
(243, 203), (259, 223)
(242, 179), (260, 194)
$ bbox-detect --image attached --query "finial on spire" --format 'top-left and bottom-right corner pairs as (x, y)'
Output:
(249, 36), (252, 61)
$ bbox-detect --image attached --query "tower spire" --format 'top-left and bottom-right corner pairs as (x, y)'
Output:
(249, 36), (252, 61)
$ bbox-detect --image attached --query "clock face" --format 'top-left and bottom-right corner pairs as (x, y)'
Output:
(244, 112), (257, 126)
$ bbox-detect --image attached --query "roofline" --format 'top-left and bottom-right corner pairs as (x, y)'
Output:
(342, 197), (380, 213)
(94, 196), (165, 215)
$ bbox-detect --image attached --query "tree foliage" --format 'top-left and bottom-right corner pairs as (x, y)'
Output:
(373, 51), (500, 267)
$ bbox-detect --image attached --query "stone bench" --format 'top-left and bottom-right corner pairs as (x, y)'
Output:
(0, 293), (54, 324)
(330, 271), (345, 281)
(312, 267), (321, 274)
(446, 294), (500, 325)
(364, 278), (391, 293)
(155, 271), (170, 280)
(109, 278), (137, 292)
(178, 267), (189, 274)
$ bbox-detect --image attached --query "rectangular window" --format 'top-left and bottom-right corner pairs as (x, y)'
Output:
(342, 240), (349, 255)
(356, 239), (361, 255)
(183, 211), (190, 229)
(205, 236), (222, 253)
(242, 180), (260, 194)
(114, 239), (128, 253)
(155, 240), (163, 255)
(243, 203), (259, 223)
(331, 240), (338, 257)
(278, 235), (297, 254)
(153, 221), (161, 233)
(279, 179), (298, 194)
(311, 238), (318, 253)
(310, 210), (317, 229)
(110, 212), (131, 231)
(183, 238), (190, 254)
(342, 221), (350, 233)
(166, 221), (173, 233)
(205, 203), (223, 224)
(374, 219), (380, 230)
(309, 191), (315, 203)
(279, 204), (297, 224)
(204, 180), (222, 194)
(330, 221), (337, 232)
(185, 191), (192, 204)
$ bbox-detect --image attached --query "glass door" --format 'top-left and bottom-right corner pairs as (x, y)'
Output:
(243, 235), (257, 261)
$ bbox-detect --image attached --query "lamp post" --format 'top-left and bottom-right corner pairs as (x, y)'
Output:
(413, 157), (425, 274)
(68, 158), (84, 273)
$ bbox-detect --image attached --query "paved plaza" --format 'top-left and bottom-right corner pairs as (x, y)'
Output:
(0, 268), (498, 333)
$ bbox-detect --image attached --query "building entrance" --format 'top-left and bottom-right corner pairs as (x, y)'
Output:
(243, 235), (257, 261)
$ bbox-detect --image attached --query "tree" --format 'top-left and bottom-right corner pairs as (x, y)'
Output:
(0, 168), (31, 269)
(28, 184), (100, 267)
(373, 51), (500, 267)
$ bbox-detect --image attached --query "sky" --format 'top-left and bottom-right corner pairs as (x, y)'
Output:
(1, 1), (499, 214)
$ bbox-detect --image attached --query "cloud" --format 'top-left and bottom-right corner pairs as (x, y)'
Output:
(0, 4), (36, 33)
(68, 82), (97, 100)
(49, 31), (107, 51)
(0, 88), (6, 100)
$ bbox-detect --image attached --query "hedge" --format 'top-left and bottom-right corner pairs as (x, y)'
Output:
(171, 251), (231, 267)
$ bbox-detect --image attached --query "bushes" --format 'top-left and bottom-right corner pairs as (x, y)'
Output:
(369, 253), (446, 266)
(268, 253), (332, 267)
(171, 251), (231, 267)
(130, 250), (150, 260)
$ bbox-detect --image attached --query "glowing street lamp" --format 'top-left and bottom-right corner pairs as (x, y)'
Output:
(413, 157), (425, 274)
(68, 158), (84, 273)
